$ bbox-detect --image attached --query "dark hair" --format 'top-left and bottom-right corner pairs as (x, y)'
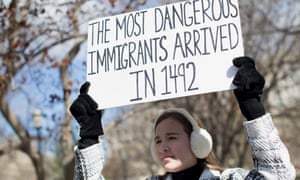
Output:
(154, 111), (193, 135)
(154, 111), (224, 172)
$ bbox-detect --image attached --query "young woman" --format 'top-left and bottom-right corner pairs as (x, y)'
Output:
(148, 108), (224, 180)
(70, 57), (296, 180)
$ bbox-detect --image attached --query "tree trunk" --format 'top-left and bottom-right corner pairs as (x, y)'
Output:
(0, 92), (44, 179)
(60, 41), (82, 180)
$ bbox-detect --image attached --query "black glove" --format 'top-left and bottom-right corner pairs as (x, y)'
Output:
(233, 56), (266, 120)
(70, 82), (103, 149)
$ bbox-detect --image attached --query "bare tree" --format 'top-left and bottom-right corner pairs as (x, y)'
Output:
(0, 0), (109, 179)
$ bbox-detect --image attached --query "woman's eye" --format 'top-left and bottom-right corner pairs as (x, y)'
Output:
(169, 136), (176, 140)
(155, 140), (161, 144)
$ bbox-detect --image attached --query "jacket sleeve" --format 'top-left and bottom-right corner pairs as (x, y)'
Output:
(74, 136), (105, 180)
(243, 113), (296, 180)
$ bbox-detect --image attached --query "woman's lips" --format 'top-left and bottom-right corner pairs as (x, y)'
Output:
(161, 155), (174, 162)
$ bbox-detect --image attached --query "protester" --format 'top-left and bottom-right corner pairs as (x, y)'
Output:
(70, 56), (296, 180)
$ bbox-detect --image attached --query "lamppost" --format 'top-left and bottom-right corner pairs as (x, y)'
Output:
(33, 109), (44, 180)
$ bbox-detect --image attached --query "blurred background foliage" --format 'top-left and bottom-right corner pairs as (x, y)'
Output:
(0, 0), (299, 179)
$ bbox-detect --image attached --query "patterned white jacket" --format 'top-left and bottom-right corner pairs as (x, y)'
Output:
(74, 114), (296, 180)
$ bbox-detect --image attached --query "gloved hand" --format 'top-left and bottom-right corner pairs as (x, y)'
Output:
(233, 56), (266, 120)
(70, 82), (103, 149)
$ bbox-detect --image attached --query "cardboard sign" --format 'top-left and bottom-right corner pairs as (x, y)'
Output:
(87, 0), (244, 109)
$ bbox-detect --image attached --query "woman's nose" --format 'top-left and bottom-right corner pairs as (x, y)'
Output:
(158, 142), (170, 153)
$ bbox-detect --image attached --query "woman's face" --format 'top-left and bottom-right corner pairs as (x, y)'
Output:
(154, 117), (197, 172)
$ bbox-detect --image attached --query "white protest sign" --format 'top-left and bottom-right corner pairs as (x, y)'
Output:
(87, 0), (244, 109)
